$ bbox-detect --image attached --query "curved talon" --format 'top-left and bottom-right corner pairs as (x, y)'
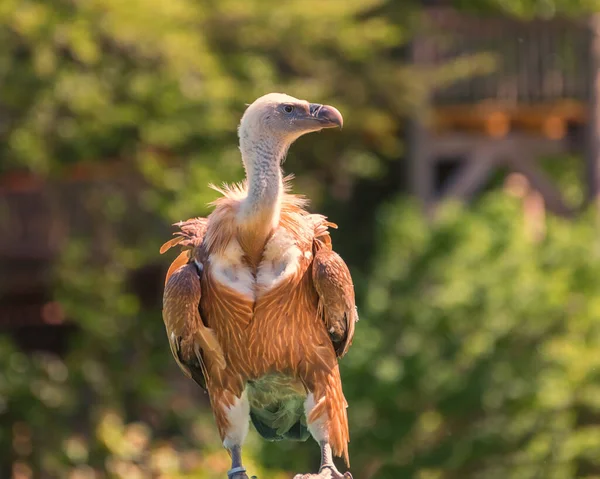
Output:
(323, 465), (352, 479)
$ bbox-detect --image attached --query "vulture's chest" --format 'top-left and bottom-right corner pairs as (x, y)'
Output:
(208, 227), (311, 302)
(201, 226), (325, 378)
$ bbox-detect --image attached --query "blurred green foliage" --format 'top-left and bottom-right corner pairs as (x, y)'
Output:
(2, 0), (600, 478)
(345, 196), (600, 478)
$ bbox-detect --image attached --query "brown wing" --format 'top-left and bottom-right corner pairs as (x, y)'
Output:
(312, 240), (358, 358)
(161, 217), (225, 390)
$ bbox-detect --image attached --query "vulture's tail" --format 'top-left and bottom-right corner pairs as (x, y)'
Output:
(246, 374), (310, 442)
(249, 400), (310, 442)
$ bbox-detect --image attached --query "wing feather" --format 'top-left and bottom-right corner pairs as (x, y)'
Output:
(161, 217), (225, 389)
(312, 242), (358, 358)
(160, 217), (209, 254)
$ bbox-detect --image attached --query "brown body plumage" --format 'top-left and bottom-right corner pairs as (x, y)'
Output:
(161, 93), (357, 479)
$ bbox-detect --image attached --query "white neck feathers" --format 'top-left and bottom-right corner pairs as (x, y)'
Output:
(238, 133), (287, 225)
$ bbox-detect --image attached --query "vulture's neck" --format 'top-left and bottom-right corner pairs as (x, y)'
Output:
(238, 133), (287, 265)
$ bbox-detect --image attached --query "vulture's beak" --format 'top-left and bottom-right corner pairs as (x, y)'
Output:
(309, 103), (343, 129)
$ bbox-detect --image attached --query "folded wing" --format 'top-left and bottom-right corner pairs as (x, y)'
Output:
(161, 217), (226, 389)
(311, 230), (358, 359)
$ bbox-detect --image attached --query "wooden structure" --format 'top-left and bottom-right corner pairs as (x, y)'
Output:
(0, 178), (68, 351)
(409, 8), (596, 216)
(0, 167), (165, 352)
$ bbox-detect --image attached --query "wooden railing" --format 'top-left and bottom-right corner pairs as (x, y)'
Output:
(419, 8), (589, 106)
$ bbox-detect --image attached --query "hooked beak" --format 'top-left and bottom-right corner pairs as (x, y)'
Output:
(309, 103), (343, 129)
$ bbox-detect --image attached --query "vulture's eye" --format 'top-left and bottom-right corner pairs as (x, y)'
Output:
(283, 105), (294, 114)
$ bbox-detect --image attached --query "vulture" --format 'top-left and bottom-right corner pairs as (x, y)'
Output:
(161, 93), (358, 479)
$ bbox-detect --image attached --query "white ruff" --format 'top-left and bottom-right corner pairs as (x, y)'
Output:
(209, 240), (255, 300)
(211, 230), (304, 298)
(257, 229), (303, 291)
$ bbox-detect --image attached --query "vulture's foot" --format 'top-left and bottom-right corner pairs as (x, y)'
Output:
(293, 442), (351, 479)
(293, 466), (352, 479)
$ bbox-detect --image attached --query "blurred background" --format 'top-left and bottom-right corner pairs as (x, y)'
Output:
(2, 0), (600, 478)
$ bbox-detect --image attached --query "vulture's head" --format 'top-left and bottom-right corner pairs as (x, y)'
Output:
(239, 93), (343, 147)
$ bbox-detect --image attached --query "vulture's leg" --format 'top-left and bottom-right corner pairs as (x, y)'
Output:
(293, 393), (352, 479)
(215, 389), (252, 479)
(292, 442), (352, 479)
(227, 445), (249, 479)
(318, 442), (352, 478)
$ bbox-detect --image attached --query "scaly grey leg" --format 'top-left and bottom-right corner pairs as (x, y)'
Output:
(227, 445), (249, 479)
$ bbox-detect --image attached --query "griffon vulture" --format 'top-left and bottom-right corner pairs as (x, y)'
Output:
(161, 93), (358, 479)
